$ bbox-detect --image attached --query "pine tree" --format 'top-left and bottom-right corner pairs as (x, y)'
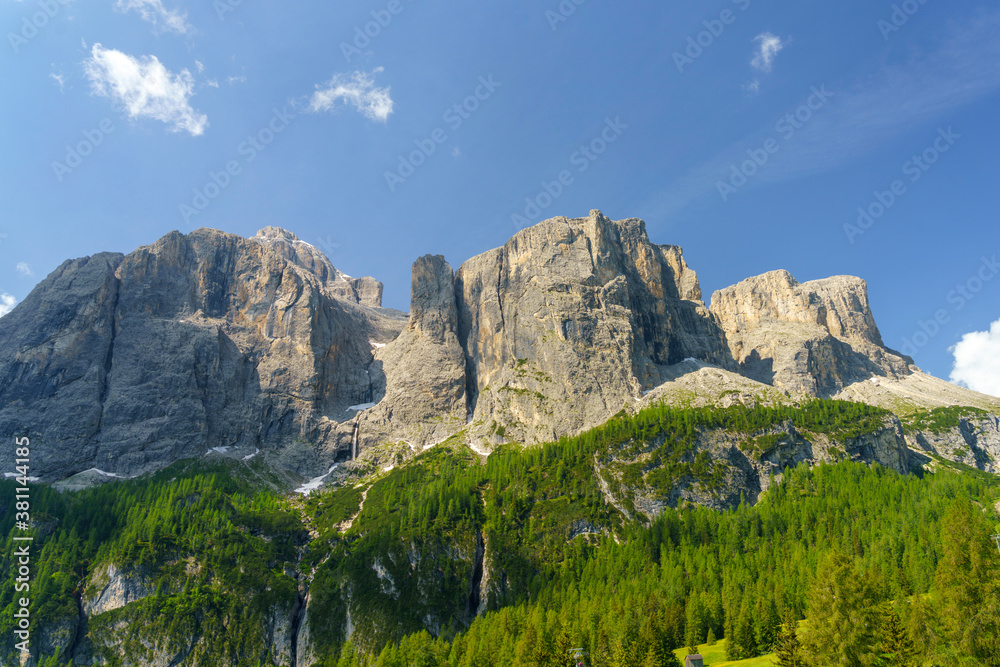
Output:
(799, 552), (881, 666)
(773, 612), (803, 667)
(875, 603), (917, 667)
(727, 596), (757, 660)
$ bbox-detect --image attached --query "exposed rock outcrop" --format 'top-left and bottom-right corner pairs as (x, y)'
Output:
(710, 270), (913, 396)
(358, 255), (468, 449)
(0, 227), (405, 481)
(455, 210), (731, 446)
(1, 211), (997, 484)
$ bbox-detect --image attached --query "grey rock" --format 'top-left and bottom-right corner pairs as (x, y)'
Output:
(0, 227), (404, 481)
(710, 270), (913, 396)
(358, 255), (467, 449)
(455, 210), (732, 446)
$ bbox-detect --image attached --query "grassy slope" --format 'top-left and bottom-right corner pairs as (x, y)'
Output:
(673, 640), (776, 666)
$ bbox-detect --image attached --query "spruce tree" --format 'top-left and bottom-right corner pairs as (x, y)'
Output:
(875, 603), (917, 667)
(799, 552), (881, 666)
(773, 612), (803, 667)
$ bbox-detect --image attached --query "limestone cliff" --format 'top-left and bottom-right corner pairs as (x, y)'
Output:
(1, 212), (997, 485)
(454, 210), (731, 446)
(0, 227), (404, 481)
(710, 270), (913, 396)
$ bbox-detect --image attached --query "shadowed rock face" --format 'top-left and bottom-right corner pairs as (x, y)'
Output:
(0, 228), (404, 480)
(710, 270), (913, 396)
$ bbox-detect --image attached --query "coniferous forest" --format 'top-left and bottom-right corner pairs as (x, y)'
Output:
(1, 400), (999, 666)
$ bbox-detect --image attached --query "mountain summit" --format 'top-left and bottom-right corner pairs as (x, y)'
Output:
(1, 211), (997, 483)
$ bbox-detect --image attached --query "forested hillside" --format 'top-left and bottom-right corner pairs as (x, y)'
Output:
(2, 400), (999, 666)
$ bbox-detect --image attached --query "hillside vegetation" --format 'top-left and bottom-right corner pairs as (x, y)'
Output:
(1, 400), (998, 666)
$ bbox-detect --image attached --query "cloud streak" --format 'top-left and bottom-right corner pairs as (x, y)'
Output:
(309, 68), (394, 123)
(83, 44), (208, 136)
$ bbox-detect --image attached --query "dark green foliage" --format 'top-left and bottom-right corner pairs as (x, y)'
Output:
(366, 460), (997, 666)
(0, 398), (996, 667)
(0, 460), (306, 666)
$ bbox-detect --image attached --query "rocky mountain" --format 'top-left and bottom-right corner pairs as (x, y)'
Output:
(0, 227), (404, 482)
(3, 210), (1000, 667)
(2, 210), (998, 486)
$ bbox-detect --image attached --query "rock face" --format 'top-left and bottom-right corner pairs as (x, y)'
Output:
(0, 228), (404, 481)
(454, 210), (731, 445)
(906, 415), (1000, 472)
(359, 255), (468, 448)
(1, 211), (997, 482)
(710, 270), (913, 396)
(254, 227), (384, 308)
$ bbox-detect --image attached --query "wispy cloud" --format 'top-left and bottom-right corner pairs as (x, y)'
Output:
(951, 318), (1000, 397)
(751, 32), (784, 72)
(642, 9), (1000, 219)
(0, 293), (16, 318)
(83, 44), (208, 136)
(50, 68), (66, 92)
(16, 263), (32, 277)
(309, 67), (393, 123)
(116, 0), (191, 35)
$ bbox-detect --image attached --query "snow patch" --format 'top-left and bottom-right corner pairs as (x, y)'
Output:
(467, 441), (491, 457)
(243, 448), (260, 461)
(83, 468), (122, 478)
(211, 446), (231, 454)
(369, 340), (386, 349)
(295, 464), (339, 496)
(348, 402), (376, 411)
(4, 473), (40, 481)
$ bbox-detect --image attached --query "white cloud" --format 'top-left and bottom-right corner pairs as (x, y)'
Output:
(116, 0), (191, 35)
(309, 67), (393, 123)
(16, 263), (32, 277)
(751, 32), (784, 72)
(83, 44), (208, 136)
(0, 293), (16, 318)
(950, 318), (1000, 397)
(50, 71), (66, 92)
(227, 75), (246, 85)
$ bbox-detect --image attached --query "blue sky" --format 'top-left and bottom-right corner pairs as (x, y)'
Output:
(2, 0), (999, 394)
